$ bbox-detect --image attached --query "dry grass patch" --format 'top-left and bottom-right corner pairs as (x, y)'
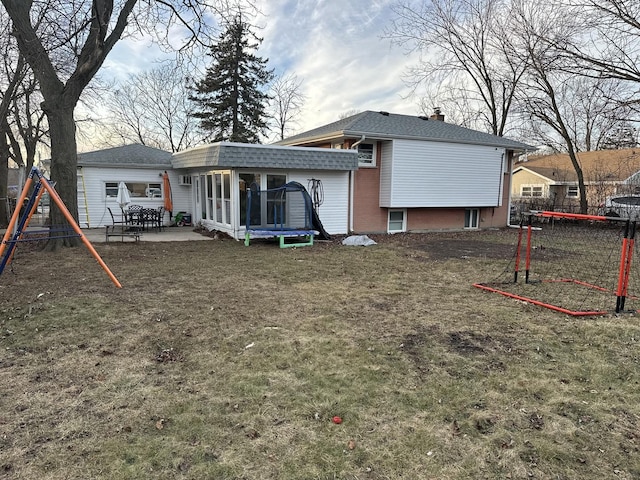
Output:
(1, 230), (640, 479)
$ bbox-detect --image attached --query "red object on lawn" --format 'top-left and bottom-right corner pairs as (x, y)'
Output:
(332, 416), (342, 424)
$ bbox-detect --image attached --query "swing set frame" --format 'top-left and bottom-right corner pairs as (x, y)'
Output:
(0, 167), (122, 288)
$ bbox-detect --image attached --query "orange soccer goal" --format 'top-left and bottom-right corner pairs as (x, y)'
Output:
(474, 211), (638, 316)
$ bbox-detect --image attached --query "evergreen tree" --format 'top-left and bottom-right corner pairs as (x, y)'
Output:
(191, 17), (273, 143)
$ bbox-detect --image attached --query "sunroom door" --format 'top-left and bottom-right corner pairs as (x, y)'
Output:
(214, 172), (232, 227)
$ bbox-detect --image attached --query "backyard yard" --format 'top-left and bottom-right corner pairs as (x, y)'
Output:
(1, 230), (640, 479)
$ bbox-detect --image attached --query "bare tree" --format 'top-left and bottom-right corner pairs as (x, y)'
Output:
(564, 0), (640, 85)
(0, 0), (254, 248)
(387, 0), (528, 136)
(338, 109), (360, 120)
(100, 61), (201, 152)
(268, 73), (305, 141)
(0, 8), (26, 227)
(511, 0), (590, 213)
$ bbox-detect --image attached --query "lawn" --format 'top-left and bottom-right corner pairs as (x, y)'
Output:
(1, 230), (640, 479)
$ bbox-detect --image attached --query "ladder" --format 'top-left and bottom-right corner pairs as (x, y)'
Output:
(77, 168), (90, 227)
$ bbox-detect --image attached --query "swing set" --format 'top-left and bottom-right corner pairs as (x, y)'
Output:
(0, 167), (122, 288)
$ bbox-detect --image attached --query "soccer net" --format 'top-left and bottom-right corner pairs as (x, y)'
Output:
(474, 212), (640, 316)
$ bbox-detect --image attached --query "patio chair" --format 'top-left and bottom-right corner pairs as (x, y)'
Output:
(106, 207), (141, 242)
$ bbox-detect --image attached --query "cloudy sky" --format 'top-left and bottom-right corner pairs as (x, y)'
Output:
(98, 0), (423, 144)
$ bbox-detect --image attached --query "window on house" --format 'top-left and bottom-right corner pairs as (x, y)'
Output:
(465, 209), (479, 229)
(521, 185), (544, 197)
(357, 143), (376, 167)
(105, 182), (162, 198)
(388, 210), (406, 233)
(567, 186), (579, 198)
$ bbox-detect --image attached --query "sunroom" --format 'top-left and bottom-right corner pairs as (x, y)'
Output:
(171, 142), (358, 241)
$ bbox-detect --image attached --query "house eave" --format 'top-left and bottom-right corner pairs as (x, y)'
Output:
(172, 141), (359, 171)
(281, 130), (532, 152)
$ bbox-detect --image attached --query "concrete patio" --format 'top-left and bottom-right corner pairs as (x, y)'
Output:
(1, 226), (214, 244)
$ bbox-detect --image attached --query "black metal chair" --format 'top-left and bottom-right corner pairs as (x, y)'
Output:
(106, 207), (141, 242)
(126, 204), (143, 229)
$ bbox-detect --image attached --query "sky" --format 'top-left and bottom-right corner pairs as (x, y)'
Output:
(97, 0), (423, 145)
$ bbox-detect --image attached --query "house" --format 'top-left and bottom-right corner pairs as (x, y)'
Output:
(171, 142), (358, 240)
(76, 144), (190, 228)
(511, 148), (640, 214)
(277, 110), (532, 233)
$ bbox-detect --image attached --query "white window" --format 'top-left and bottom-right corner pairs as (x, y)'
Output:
(105, 181), (161, 199)
(567, 185), (579, 198)
(521, 185), (544, 197)
(465, 209), (479, 229)
(357, 143), (376, 167)
(388, 209), (406, 233)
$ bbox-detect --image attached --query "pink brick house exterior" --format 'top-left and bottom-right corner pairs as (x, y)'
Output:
(278, 110), (531, 234)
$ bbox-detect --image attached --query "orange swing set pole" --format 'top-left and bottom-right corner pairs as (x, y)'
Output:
(38, 174), (123, 288)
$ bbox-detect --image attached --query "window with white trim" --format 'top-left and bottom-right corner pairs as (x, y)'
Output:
(465, 209), (479, 229)
(567, 185), (579, 198)
(357, 143), (376, 167)
(105, 181), (161, 199)
(388, 209), (406, 233)
(521, 185), (544, 197)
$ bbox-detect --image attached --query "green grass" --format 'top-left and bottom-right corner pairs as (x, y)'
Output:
(1, 231), (640, 479)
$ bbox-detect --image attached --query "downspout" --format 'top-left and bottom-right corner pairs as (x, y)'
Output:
(349, 136), (365, 232)
(351, 135), (366, 150)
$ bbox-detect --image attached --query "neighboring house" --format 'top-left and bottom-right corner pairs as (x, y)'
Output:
(277, 110), (532, 233)
(76, 144), (190, 228)
(171, 142), (358, 240)
(511, 148), (640, 214)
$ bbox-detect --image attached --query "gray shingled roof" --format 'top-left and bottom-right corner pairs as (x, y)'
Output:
(171, 142), (358, 171)
(77, 144), (172, 168)
(277, 110), (534, 151)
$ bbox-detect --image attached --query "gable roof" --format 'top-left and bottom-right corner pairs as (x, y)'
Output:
(277, 110), (534, 151)
(171, 142), (358, 171)
(513, 148), (640, 183)
(77, 144), (172, 168)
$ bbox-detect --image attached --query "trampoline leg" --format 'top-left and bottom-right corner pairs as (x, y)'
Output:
(244, 232), (250, 247)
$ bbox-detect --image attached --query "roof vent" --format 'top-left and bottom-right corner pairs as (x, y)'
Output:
(379, 111), (389, 116)
(418, 116), (429, 121)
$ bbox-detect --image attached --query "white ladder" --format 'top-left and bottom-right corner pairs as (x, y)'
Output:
(77, 168), (90, 227)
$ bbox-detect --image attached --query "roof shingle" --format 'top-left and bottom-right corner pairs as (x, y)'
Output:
(277, 110), (533, 151)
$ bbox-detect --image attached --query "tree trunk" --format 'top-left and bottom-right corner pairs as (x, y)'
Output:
(0, 132), (9, 228)
(43, 104), (81, 250)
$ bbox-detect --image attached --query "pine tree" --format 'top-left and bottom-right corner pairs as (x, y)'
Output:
(191, 17), (274, 143)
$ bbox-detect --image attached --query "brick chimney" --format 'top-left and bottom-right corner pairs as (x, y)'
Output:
(430, 107), (445, 121)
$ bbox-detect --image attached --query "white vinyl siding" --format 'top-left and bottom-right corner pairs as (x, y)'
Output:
(288, 171), (350, 235)
(77, 167), (190, 228)
(379, 141), (394, 206)
(379, 139), (505, 208)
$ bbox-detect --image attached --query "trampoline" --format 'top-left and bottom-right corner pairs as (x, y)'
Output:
(244, 181), (319, 248)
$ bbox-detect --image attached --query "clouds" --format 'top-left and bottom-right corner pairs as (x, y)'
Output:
(258, 0), (420, 131)
(98, 0), (422, 143)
